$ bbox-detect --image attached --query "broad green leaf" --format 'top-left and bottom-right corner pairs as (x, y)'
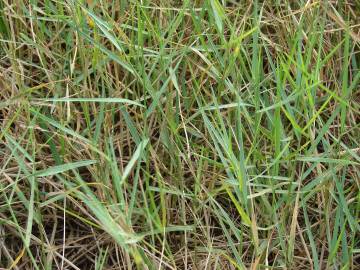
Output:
(35, 160), (98, 177)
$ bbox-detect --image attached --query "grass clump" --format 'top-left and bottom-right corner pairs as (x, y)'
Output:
(0, 0), (359, 269)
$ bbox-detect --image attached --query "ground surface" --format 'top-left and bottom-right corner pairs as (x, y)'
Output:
(0, 0), (359, 269)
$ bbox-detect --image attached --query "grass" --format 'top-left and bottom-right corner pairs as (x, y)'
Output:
(0, 0), (359, 269)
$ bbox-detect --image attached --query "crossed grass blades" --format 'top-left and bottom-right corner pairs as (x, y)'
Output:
(0, 0), (359, 269)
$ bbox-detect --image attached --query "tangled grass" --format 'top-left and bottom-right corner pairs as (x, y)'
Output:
(0, 0), (359, 269)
